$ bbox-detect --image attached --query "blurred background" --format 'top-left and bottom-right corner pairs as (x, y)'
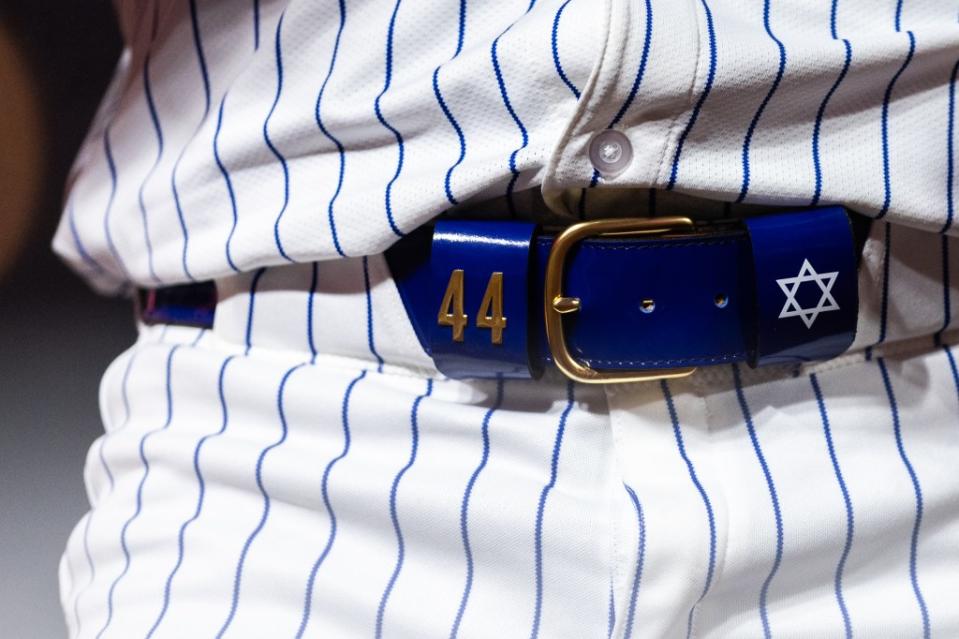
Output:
(0, 2), (131, 636)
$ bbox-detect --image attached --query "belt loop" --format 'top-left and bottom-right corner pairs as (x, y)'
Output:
(744, 206), (858, 366)
(429, 220), (537, 379)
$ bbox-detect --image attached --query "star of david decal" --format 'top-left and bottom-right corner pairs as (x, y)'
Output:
(776, 259), (840, 329)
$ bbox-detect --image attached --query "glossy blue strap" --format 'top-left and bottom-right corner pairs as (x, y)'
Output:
(745, 207), (858, 365)
(386, 207), (859, 380)
(430, 221), (536, 378)
(530, 231), (754, 370)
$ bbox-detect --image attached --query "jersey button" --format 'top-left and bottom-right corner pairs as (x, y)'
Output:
(588, 130), (633, 178)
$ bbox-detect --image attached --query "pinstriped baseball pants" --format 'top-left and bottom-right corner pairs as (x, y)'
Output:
(61, 258), (959, 638)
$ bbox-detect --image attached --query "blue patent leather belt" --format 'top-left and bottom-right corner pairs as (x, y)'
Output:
(385, 206), (859, 383)
(139, 206), (860, 384)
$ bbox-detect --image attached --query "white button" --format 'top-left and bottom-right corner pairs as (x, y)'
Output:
(588, 130), (633, 178)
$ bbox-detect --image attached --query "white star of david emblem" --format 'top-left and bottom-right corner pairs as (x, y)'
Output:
(776, 259), (840, 329)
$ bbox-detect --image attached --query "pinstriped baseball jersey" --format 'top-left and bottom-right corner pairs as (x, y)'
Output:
(55, 2), (957, 301)
(55, 0), (959, 637)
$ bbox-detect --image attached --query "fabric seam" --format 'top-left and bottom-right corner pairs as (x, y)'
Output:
(584, 353), (746, 367)
(605, 383), (630, 639)
(689, 390), (729, 639)
(539, 0), (617, 218)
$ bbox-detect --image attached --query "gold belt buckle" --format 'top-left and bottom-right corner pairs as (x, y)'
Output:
(544, 217), (700, 384)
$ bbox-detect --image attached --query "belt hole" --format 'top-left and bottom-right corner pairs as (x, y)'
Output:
(714, 293), (729, 308)
(640, 299), (656, 314)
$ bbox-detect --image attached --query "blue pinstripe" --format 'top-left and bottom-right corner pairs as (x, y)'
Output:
(550, 0), (584, 219)
(622, 484), (647, 639)
(138, 37), (163, 284)
(893, 0), (904, 32)
(945, 345), (959, 410)
(363, 256), (385, 370)
(737, 0), (787, 204)
(218, 362), (307, 638)
(296, 368), (368, 638)
(733, 363), (783, 639)
(307, 263), (319, 361)
(529, 380), (575, 639)
(73, 512), (94, 635)
(215, 95), (242, 273)
(170, 0), (213, 282)
(491, 0), (537, 217)
(94, 437), (115, 501)
(67, 202), (107, 277)
(147, 355), (237, 638)
(877, 358), (930, 639)
(810, 373), (854, 639)
(667, 0), (717, 192)
(316, 0), (349, 256)
(661, 380), (717, 639)
(607, 580), (615, 639)
(95, 344), (180, 639)
(877, 28), (916, 219)
(811, 11), (852, 206)
(551, 0), (580, 100)
(433, 0), (468, 206)
(102, 128), (131, 280)
(376, 379), (435, 639)
(74, 346), (145, 635)
(608, 0), (653, 131)
(253, 0), (260, 49)
(75, 343), (149, 633)
(945, 58), (959, 233)
(223, 0), (268, 269)
(374, 0), (409, 237)
(245, 268), (266, 356)
(266, 12), (294, 262)
(451, 378), (506, 639)
(101, 349), (139, 493)
(938, 60), (959, 342)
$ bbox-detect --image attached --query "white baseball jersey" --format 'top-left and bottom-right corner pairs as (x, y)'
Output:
(56, 0), (959, 637)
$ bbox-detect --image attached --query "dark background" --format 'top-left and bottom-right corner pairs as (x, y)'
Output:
(0, 3), (131, 637)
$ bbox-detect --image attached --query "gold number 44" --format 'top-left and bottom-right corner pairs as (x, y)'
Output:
(437, 270), (507, 344)
(476, 272), (507, 344)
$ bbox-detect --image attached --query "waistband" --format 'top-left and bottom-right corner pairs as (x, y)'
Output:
(136, 254), (437, 374)
(134, 204), (959, 386)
